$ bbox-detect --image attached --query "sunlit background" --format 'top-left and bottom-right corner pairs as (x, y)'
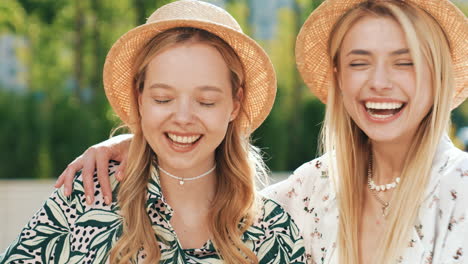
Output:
(0, 0), (467, 251)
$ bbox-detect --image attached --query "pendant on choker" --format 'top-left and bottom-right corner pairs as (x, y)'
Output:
(157, 164), (217, 185)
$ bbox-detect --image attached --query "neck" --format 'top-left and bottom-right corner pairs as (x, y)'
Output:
(371, 139), (411, 183)
(158, 165), (217, 209)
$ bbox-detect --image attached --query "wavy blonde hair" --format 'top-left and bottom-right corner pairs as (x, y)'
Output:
(323, 1), (455, 263)
(109, 28), (267, 263)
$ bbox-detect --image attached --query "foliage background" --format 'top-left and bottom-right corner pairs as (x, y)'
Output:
(0, 0), (466, 179)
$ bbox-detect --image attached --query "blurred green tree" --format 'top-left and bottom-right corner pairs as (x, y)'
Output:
(0, 0), (465, 179)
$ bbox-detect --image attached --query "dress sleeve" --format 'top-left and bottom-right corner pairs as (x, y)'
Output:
(261, 173), (304, 224)
(260, 157), (327, 231)
(0, 162), (121, 264)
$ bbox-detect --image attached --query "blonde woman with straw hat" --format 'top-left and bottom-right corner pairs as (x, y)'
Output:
(266, 0), (468, 263)
(0, 1), (307, 263)
(53, 0), (467, 263)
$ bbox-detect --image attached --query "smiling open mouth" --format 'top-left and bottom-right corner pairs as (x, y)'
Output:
(364, 101), (406, 119)
(166, 133), (202, 147)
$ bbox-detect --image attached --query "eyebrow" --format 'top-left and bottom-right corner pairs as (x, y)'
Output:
(346, 49), (371, 56)
(148, 83), (223, 93)
(346, 48), (410, 56)
(198, 85), (223, 93)
(390, 48), (409, 56)
(149, 83), (172, 90)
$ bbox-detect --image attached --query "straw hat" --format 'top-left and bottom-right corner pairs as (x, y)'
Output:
(103, 0), (276, 133)
(296, 0), (468, 108)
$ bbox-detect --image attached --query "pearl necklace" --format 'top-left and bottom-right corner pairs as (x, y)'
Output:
(367, 154), (400, 217)
(367, 158), (401, 192)
(157, 164), (216, 185)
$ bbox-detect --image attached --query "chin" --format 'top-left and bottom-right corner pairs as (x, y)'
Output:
(159, 158), (194, 169)
(366, 131), (408, 145)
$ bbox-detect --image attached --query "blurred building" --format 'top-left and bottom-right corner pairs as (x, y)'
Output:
(206, 0), (293, 40)
(0, 34), (28, 92)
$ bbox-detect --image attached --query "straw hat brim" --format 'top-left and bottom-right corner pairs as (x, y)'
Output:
(103, 19), (276, 134)
(296, 0), (468, 108)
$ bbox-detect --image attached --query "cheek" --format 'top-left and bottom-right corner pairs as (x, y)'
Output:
(139, 103), (166, 131)
(402, 68), (431, 104)
(340, 90), (359, 120)
(398, 72), (417, 94)
(338, 81), (363, 121)
(339, 70), (366, 96)
(204, 110), (231, 132)
(201, 105), (233, 141)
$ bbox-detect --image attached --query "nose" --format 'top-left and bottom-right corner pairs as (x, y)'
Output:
(369, 63), (393, 92)
(173, 98), (195, 125)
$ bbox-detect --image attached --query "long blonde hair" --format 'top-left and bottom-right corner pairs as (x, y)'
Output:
(323, 1), (455, 263)
(109, 27), (266, 263)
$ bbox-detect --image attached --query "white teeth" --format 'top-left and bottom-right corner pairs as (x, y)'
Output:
(365, 102), (403, 110)
(167, 133), (200, 144)
(369, 113), (393, 119)
(173, 142), (190, 148)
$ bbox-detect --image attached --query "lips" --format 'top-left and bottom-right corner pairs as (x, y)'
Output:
(167, 133), (201, 144)
(165, 132), (202, 150)
(364, 101), (405, 120)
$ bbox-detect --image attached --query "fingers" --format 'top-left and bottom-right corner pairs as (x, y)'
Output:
(96, 151), (112, 205)
(81, 149), (97, 206)
(55, 172), (65, 188)
(56, 156), (84, 196)
(62, 167), (75, 196)
(54, 134), (133, 204)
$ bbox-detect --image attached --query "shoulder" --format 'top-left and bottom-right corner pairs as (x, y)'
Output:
(444, 145), (468, 176)
(295, 153), (331, 177)
(439, 151), (468, 203)
(436, 143), (468, 197)
(293, 154), (332, 190)
(425, 145), (468, 262)
(54, 160), (122, 227)
(68, 160), (121, 207)
(72, 160), (121, 190)
(256, 196), (298, 223)
(0, 161), (122, 264)
(261, 154), (332, 205)
(430, 142), (468, 224)
(52, 159), (122, 226)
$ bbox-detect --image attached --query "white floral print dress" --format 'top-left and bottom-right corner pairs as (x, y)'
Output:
(1, 161), (307, 264)
(262, 135), (468, 264)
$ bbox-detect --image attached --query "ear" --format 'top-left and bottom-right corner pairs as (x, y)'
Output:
(230, 87), (243, 121)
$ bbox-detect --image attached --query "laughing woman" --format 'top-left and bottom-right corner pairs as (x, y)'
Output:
(48, 0), (467, 263)
(268, 0), (468, 263)
(0, 1), (306, 263)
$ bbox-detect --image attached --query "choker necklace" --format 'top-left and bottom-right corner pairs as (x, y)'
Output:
(367, 154), (398, 217)
(157, 164), (216, 185)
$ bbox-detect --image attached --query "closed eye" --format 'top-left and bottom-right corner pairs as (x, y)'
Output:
(349, 63), (369, 67)
(200, 102), (215, 107)
(396, 62), (413, 66)
(154, 99), (171, 104)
